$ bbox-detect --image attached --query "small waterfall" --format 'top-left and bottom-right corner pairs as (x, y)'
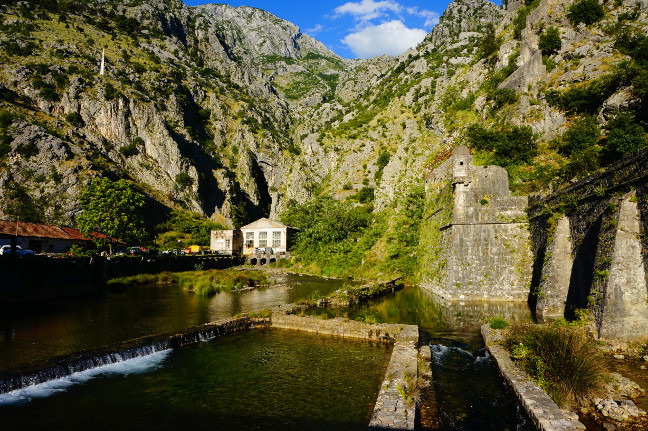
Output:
(429, 342), (533, 431)
(0, 341), (170, 395)
(0, 349), (172, 405)
(0, 317), (265, 395)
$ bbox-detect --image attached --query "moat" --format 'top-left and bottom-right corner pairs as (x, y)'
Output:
(0, 272), (534, 430)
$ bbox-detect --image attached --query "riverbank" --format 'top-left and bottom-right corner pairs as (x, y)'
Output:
(0, 254), (242, 303)
(483, 324), (648, 431)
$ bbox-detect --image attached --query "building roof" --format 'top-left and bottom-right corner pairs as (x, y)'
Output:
(0, 220), (107, 241)
(240, 218), (289, 230)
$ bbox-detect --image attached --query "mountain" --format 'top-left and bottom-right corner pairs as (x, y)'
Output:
(0, 0), (646, 246)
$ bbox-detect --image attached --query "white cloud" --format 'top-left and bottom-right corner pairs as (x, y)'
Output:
(334, 0), (402, 21)
(342, 20), (426, 58)
(306, 24), (324, 35)
(407, 8), (440, 28)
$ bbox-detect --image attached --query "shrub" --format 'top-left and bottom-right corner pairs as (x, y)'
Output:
(503, 324), (606, 407)
(353, 186), (375, 203)
(16, 141), (39, 158)
(465, 123), (535, 166)
(104, 82), (119, 100)
(119, 142), (139, 157)
(538, 27), (562, 56)
(0, 110), (15, 129)
(175, 269), (270, 296)
(477, 24), (501, 61)
(567, 0), (604, 26)
(65, 111), (83, 126)
(604, 111), (647, 155)
(490, 88), (518, 110)
(560, 115), (600, 156)
(175, 172), (194, 189)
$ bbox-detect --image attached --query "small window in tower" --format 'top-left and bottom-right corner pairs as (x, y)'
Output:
(460, 161), (464, 165)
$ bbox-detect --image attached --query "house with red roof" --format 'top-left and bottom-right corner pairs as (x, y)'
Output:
(0, 220), (107, 253)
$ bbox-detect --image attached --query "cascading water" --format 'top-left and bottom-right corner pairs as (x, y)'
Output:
(0, 320), (256, 395)
(0, 349), (172, 405)
(429, 341), (531, 431)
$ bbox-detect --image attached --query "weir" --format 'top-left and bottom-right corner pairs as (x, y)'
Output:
(0, 317), (262, 395)
(0, 312), (420, 430)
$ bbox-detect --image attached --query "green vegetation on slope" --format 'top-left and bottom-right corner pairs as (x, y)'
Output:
(280, 184), (426, 281)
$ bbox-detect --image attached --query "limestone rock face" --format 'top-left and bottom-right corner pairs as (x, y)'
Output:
(427, 0), (504, 51)
(0, 0), (646, 233)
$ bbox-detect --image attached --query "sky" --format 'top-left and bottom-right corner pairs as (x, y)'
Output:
(182, 0), (457, 59)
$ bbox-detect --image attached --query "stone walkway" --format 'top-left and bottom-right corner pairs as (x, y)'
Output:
(368, 326), (419, 430)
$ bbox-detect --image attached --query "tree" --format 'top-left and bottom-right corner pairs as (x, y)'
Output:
(538, 27), (562, 56)
(77, 178), (147, 253)
(604, 111), (647, 156)
(561, 115), (600, 156)
(567, 0), (604, 26)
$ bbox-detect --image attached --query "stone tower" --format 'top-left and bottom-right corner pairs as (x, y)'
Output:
(422, 146), (532, 301)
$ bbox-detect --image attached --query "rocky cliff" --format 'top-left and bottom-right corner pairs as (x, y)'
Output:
(0, 0), (646, 233)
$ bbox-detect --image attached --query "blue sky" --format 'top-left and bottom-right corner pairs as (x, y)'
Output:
(182, 0), (457, 59)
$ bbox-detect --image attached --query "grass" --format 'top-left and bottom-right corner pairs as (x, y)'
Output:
(488, 316), (509, 329)
(175, 269), (270, 296)
(501, 323), (606, 407)
(107, 269), (270, 296)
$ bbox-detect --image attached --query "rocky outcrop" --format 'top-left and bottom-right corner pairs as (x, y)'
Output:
(0, 0), (646, 240)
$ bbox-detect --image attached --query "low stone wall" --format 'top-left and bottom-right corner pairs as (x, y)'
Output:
(270, 311), (419, 430)
(368, 335), (419, 430)
(271, 312), (416, 343)
(481, 325), (586, 431)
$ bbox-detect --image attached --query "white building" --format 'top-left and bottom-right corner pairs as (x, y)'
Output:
(239, 218), (294, 255)
(210, 229), (242, 255)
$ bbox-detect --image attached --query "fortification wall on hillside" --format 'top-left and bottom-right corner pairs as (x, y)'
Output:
(421, 146), (532, 301)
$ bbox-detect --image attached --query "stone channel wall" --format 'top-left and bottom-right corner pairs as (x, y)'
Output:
(481, 325), (586, 431)
(271, 312), (420, 430)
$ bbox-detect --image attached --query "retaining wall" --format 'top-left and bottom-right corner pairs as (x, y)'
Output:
(481, 325), (585, 431)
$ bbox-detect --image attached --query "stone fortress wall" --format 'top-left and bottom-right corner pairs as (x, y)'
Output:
(422, 146), (532, 301)
(422, 144), (648, 341)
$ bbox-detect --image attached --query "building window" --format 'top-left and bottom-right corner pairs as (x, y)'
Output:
(258, 231), (267, 248)
(272, 231), (282, 249)
(225, 239), (231, 250)
(245, 232), (254, 248)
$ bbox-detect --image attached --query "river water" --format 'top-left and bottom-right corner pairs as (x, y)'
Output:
(0, 272), (534, 430)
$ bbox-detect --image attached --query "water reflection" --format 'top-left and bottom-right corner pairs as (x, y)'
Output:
(0, 273), (354, 370)
(313, 286), (533, 346)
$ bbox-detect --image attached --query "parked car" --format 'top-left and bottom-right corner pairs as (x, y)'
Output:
(162, 249), (185, 255)
(128, 246), (144, 255)
(0, 245), (35, 256)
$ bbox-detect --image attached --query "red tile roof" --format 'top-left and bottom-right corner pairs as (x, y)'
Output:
(0, 220), (105, 241)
